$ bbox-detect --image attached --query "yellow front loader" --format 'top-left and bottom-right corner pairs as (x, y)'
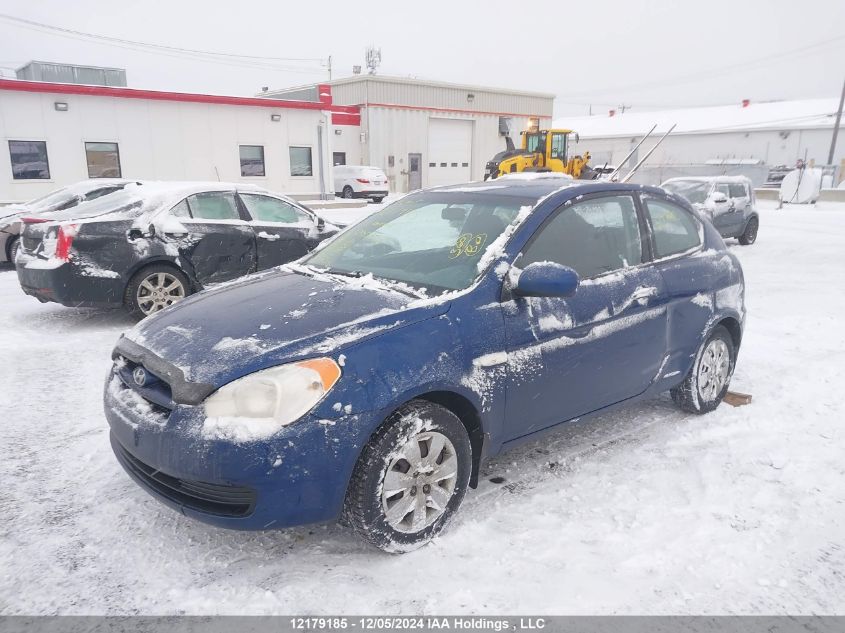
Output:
(483, 129), (594, 180)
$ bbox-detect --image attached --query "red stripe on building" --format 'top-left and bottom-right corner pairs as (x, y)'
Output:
(0, 78), (359, 115)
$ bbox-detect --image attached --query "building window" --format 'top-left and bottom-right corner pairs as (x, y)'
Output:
(85, 142), (121, 178)
(333, 152), (346, 166)
(289, 146), (313, 176)
(8, 140), (50, 180)
(239, 145), (266, 177)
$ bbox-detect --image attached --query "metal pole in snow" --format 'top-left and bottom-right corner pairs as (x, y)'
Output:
(827, 77), (845, 166)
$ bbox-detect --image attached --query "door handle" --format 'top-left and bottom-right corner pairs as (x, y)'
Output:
(257, 231), (280, 241)
(630, 286), (657, 306)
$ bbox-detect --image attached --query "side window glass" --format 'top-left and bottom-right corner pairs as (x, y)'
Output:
(521, 195), (643, 279)
(645, 198), (701, 259)
(85, 186), (120, 201)
(170, 199), (191, 218)
(186, 192), (240, 220)
(240, 194), (309, 224)
(715, 183), (731, 197)
(550, 133), (566, 160)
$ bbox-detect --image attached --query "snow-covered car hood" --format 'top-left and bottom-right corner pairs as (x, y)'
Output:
(124, 268), (450, 388)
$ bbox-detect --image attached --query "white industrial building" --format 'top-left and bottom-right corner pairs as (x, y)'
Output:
(262, 75), (555, 192)
(556, 99), (845, 185)
(0, 77), (361, 203)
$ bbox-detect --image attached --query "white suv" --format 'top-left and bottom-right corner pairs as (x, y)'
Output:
(334, 165), (389, 203)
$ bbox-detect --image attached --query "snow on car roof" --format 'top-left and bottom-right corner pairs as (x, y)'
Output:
(663, 175), (752, 184)
(555, 98), (843, 139)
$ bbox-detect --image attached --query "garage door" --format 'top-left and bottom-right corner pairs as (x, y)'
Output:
(427, 118), (473, 187)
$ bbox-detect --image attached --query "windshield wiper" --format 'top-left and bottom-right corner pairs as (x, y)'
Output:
(323, 268), (365, 278)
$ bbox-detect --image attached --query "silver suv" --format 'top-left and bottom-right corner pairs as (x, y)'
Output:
(661, 176), (759, 245)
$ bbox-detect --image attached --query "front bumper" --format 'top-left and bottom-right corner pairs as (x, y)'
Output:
(16, 258), (124, 307)
(104, 366), (376, 530)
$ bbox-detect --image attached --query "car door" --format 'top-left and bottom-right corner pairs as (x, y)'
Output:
(501, 192), (669, 443)
(640, 195), (718, 369)
(726, 181), (750, 235)
(709, 182), (735, 236)
(176, 191), (256, 285)
(238, 193), (321, 270)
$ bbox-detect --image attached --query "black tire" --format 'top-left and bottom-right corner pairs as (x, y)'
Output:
(671, 325), (736, 414)
(124, 264), (191, 319)
(738, 216), (759, 245)
(342, 186), (354, 199)
(342, 400), (472, 553)
(371, 197), (384, 204)
(7, 236), (20, 263)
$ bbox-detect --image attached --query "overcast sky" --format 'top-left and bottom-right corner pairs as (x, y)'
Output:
(1, 0), (843, 117)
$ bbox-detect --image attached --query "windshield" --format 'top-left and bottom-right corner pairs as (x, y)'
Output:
(662, 180), (711, 205)
(303, 191), (535, 292)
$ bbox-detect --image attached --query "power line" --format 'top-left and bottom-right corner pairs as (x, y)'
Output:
(560, 34), (845, 100)
(0, 14), (325, 73)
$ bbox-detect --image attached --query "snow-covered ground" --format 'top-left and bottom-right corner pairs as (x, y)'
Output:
(1, 201), (844, 615)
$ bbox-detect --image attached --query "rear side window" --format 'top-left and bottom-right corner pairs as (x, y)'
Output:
(644, 198), (701, 259)
(521, 194), (643, 279)
(240, 193), (310, 224)
(728, 183), (747, 198)
(186, 192), (240, 220)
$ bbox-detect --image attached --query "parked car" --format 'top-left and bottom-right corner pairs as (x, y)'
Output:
(105, 179), (745, 552)
(16, 182), (338, 317)
(334, 165), (389, 203)
(0, 179), (135, 263)
(661, 176), (759, 245)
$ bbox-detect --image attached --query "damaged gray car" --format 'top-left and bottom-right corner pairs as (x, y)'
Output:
(16, 182), (339, 317)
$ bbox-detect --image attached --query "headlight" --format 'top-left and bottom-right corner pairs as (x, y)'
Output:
(204, 358), (341, 428)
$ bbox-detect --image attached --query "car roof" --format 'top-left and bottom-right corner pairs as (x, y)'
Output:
(425, 178), (667, 204)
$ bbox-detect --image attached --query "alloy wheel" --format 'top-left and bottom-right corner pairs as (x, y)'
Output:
(381, 431), (459, 533)
(136, 272), (186, 315)
(697, 338), (731, 402)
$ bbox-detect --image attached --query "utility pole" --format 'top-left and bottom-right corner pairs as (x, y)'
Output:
(327, 55), (332, 81)
(619, 103), (631, 114)
(827, 77), (845, 165)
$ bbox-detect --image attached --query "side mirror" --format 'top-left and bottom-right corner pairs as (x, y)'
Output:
(513, 262), (579, 298)
(316, 216), (325, 230)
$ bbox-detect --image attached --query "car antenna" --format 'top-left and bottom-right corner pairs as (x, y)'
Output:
(621, 124), (676, 183)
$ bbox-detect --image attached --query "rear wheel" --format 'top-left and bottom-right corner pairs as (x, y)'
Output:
(343, 400), (471, 553)
(342, 186), (354, 199)
(738, 217), (759, 245)
(671, 325), (735, 414)
(125, 265), (190, 318)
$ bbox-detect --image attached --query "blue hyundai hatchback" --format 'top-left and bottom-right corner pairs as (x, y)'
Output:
(105, 178), (745, 552)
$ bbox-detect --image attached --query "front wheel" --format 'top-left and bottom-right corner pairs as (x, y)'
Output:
(342, 186), (354, 199)
(738, 217), (759, 245)
(671, 325), (736, 414)
(7, 236), (20, 262)
(342, 400), (472, 553)
(125, 265), (190, 318)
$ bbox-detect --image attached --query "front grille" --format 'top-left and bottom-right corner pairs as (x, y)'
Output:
(116, 357), (174, 410)
(113, 439), (256, 518)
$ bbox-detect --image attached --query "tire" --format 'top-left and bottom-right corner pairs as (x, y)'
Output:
(671, 325), (736, 414)
(738, 216), (759, 245)
(342, 186), (354, 199)
(124, 264), (191, 318)
(7, 236), (20, 263)
(342, 400), (472, 553)
(371, 197), (384, 204)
